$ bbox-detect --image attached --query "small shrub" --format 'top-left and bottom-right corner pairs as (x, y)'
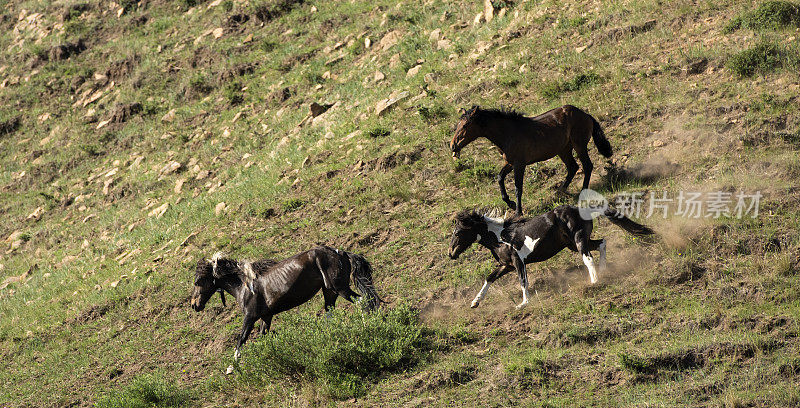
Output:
(540, 72), (601, 99)
(619, 352), (653, 373)
(368, 126), (391, 138)
(727, 42), (798, 77)
(725, 1), (800, 32)
(96, 374), (190, 408)
(417, 105), (448, 122)
(237, 306), (426, 399)
(281, 198), (303, 212)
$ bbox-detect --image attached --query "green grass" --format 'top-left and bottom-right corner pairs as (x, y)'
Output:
(727, 41), (799, 77)
(725, 1), (800, 32)
(237, 305), (427, 399)
(96, 374), (190, 408)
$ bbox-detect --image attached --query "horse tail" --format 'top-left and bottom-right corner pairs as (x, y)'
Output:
(590, 115), (613, 158)
(602, 208), (655, 237)
(346, 252), (382, 311)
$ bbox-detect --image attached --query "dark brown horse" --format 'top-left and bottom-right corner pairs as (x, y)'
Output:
(448, 205), (652, 308)
(190, 246), (381, 371)
(450, 105), (613, 214)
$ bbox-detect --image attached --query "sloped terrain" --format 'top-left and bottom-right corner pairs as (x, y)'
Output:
(1, 0), (799, 406)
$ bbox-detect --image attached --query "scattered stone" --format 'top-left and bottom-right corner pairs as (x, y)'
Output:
(107, 102), (143, 125)
(215, 202), (226, 216)
(483, 0), (494, 22)
(148, 203), (169, 218)
(437, 39), (452, 50)
(429, 29), (441, 42)
(159, 161), (182, 177)
(406, 64), (423, 78)
(102, 178), (115, 195)
(375, 91), (410, 116)
(27, 207), (44, 221)
(364, 37), (371, 48)
(379, 30), (402, 51)
(374, 70), (385, 82)
(212, 27), (225, 38)
(474, 11), (485, 25)
(161, 109), (176, 123)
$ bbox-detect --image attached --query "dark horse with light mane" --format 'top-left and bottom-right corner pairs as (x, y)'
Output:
(449, 205), (653, 309)
(190, 245), (381, 369)
(450, 105), (613, 214)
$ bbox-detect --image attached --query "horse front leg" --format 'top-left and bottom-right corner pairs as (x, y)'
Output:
(227, 314), (257, 374)
(498, 163), (515, 210)
(259, 314), (273, 336)
(511, 253), (530, 309)
(513, 166), (526, 215)
(471, 264), (513, 308)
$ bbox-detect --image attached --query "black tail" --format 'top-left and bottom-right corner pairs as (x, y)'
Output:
(603, 208), (654, 237)
(346, 252), (382, 311)
(590, 116), (613, 158)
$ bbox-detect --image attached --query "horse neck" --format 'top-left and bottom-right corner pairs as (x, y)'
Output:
(476, 118), (513, 153)
(218, 274), (246, 299)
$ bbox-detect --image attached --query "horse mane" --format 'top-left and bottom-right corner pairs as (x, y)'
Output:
(454, 207), (514, 229)
(464, 106), (527, 125)
(204, 252), (277, 280)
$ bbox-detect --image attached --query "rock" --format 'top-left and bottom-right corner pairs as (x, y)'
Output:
(474, 11), (485, 25)
(428, 29), (441, 42)
(379, 30), (401, 51)
(310, 102), (333, 117)
(374, 70), (385, 82)
(364, 37), (371, 48)
(424, 73), (436, 84)
(406, 64), (422, 78)
(484, 0), (494, 22)
(174, 178), (185, 194)
(161, 109), (176, 123)
(375, 91), (410, 116)
(160, 161), (182, 177)
(215, 202), (226, 216)
(212, 27), (224, 38)
(436, 39), (452, 50)
(148, 203), (169, 218)
(388, 54), (401, 68)
(27, 207), (44, 221)
(102, 178), (114, 195)
(575, 45), (588, 53)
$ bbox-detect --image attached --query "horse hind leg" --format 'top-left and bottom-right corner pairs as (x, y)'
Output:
(322, 288), (338, 313)
(575, 148), (594, 191)
(557, 150), (579, 192)
(577, 233), (600, 284)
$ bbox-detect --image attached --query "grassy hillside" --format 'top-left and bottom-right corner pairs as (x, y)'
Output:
(1, 0), (799, 406)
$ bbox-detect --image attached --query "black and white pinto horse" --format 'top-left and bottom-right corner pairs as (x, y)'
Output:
(190, 245), (381, 371)
(448, 205), (653, 308)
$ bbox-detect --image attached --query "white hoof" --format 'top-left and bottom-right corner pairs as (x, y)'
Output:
(225, 365), (234, 375)
(470, 300), (479, 308)
(515, 301), (528, 309)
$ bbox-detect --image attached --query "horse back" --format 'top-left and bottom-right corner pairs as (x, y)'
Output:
(256, 249), (326, 313)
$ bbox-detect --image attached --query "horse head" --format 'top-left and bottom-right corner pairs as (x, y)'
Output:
(450, 105), (480, 159)
(449, 209), (490, 259)
(191, 253), (237, 311)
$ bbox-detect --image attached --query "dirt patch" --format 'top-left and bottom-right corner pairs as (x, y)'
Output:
(107, 102), (143, 125)
(69, 304), (111, 325)
(252, 0), (305, 23)
(104, 56), (140, 82)
(370, 147), (424, 171)
(279, 50), (316, 72)
(0, 116), (21, 137)
(597, 19), (657, 42)
(48, 39), (87, 62)
(189, 46), (222, 69)
(217, 62), (258, 83)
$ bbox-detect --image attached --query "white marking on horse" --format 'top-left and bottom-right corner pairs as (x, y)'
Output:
(475, 233), (482, 243)
(516, 259), (529, 309)
(583, 253), (598, 284)
(240, 261), (257, 294)
(516, 236), (540, 262)
(482, 215), (505, 242)
(210, 251), (224, 275)
(471, 280), (490, 308)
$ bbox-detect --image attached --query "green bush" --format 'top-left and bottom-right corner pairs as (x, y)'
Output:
(281, 198), (303, 212)
(96, 374), (190, 408)
(727, 42), (798, 77)
(237, 305), (425, 399)
(725, 1), (800, 32)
